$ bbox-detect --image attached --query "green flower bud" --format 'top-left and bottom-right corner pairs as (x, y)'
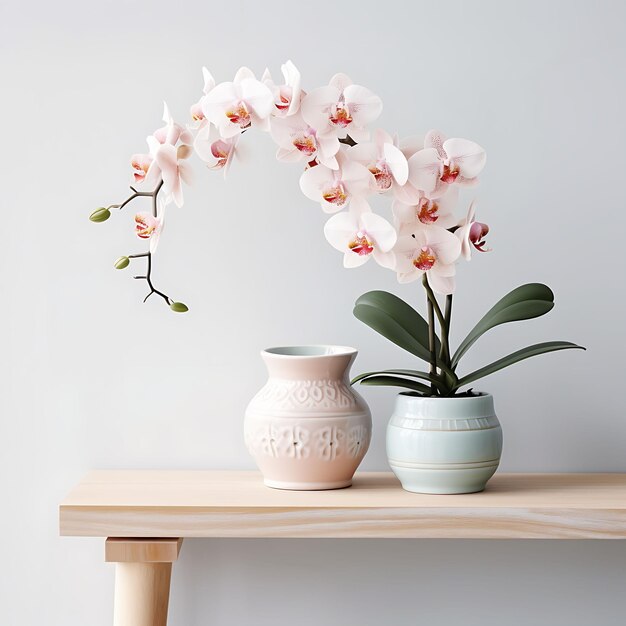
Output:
(114, 256), (130, 270)
(170, 302), (189, 313)
(90, 207), (111, 223)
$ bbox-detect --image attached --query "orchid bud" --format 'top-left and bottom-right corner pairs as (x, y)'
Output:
(90, 207), (111, 223)
(114, 256), (130, 270)
(469, 222), (490, 252)
(170, 302), (189, 313)
(469, 221), (489, 241)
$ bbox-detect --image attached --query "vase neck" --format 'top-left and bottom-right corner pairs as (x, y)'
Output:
(262, 351), (356, 382)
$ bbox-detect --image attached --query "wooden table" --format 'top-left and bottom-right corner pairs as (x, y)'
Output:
(59, 471), (626, 625)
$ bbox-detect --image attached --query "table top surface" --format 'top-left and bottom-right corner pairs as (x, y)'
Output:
(59, 471), (626, 539)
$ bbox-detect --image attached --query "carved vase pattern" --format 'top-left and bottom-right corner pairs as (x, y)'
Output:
(244, 346), (372, 490)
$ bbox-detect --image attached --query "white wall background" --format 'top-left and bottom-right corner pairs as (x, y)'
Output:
(1, 0), (625, 624)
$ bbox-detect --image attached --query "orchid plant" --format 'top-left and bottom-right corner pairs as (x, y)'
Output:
(90, 61), (584, 394)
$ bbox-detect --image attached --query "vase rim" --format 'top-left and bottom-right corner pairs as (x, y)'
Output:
(399, 391), (492, 400)
(394, 391), (495, 419)
(263, 345), (357, 359)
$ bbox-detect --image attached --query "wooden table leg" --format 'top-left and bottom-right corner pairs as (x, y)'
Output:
(106, 538), (183, 626)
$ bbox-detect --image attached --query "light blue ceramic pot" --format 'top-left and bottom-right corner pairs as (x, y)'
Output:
(386, 393), (503, 494)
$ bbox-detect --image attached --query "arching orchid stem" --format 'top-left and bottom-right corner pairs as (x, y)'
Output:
(439, 293), (456, 391)
(422, 274), (439, 396)
(441, 294), (453, 364)
(422, 274), (447, 332)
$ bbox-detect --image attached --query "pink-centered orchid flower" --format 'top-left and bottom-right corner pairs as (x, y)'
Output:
(270, 112), (339, 169)
(348, 129), (408, 193)
(152, 142), (192, 208)
(189, 67), (216, 128)
(262, 60), (302, 117)
(393, 225), (462, 294)
(392, 186), (459, 233)
(153, 103), (194, 146)
(130, 104), (192, 189)
(130, 153), (154, 184)
(324, 198), (397, 268)
(134, 209), (164, 254)
(456, 201), (491, 260)
(301, 73), (382, 142)
(143, 105), (193, 207)
(201, 67), (274, 138)
(299, 150), (373, 213)
(194, 124), (238, 175)
(407, 130), (486, 198)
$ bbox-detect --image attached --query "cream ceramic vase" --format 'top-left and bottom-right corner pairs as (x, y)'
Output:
(245, 346), (371, 490)
(387, 393), (502, 494)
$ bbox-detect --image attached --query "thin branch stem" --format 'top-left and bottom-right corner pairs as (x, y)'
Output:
(114, 180), (173, 307)
(108, 190), (152, 211)
(152, 180), (163, 218)
(108, 181), (164, 213)
(142, 251), (171, 304)
(126, 251), (172, 305)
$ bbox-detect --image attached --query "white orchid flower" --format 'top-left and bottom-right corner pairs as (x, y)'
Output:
(392, 186), (459, 233)
(134, 211), (164, 257)
(393, 225), (462, 294)
(348, 129), (408, 193)
(194, 124), (238, 176)
(141, 104), (193, 207)
(299, 150), (373, 213)
(130, 104), (193, 205)
(201, 67), (274, 138)
(151, 142), (192, 208)
(134, 190), (168, 254)
(324, 198), (397, 269)
(407, 129), (486, 198)
(153, 102), (194, 146)
(262, 60), (302, 117)
(300, 73), (382, 142)
(270, 111), (339, 169)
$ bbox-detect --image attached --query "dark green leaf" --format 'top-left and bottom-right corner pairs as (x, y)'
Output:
(452, 284), (555, 368)
(358, 375), (433, 395)
(353, 290), (440, 366)
(454, 341), (585, 390)
(170, 302), (189, 313)
(90, 207), (111, 223)
(352, 369), (446, 390)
